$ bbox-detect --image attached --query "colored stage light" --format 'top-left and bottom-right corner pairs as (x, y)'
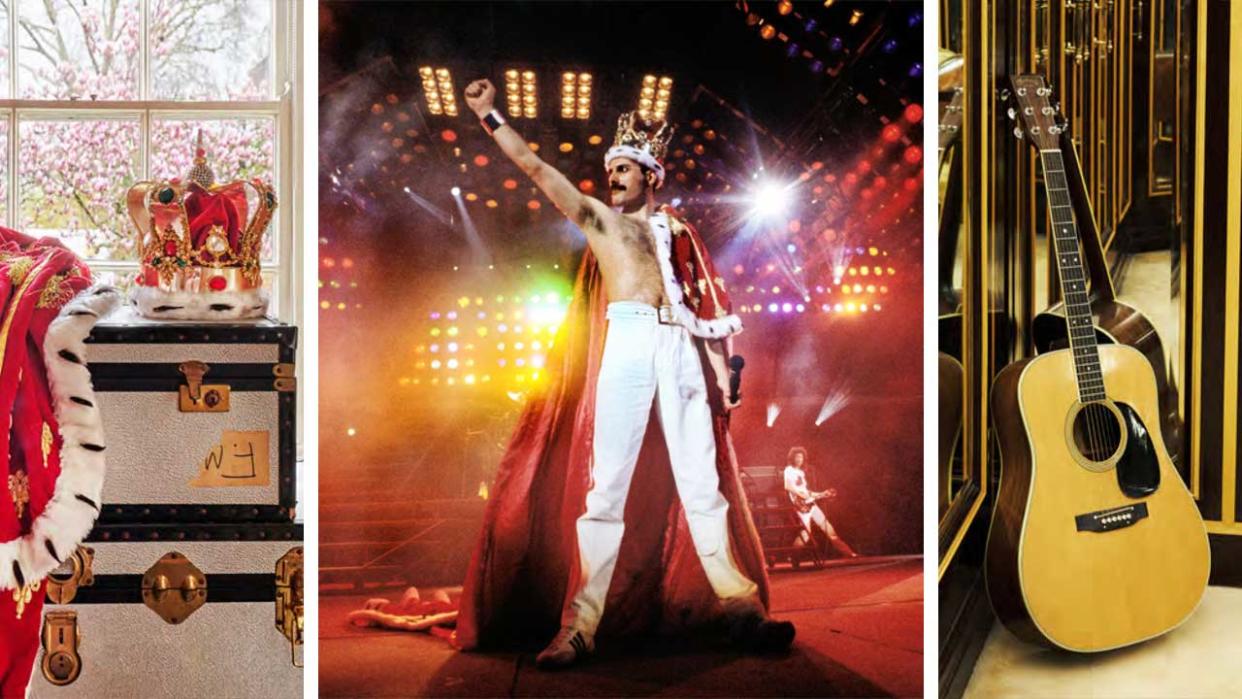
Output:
(451, 186), (461, 196)
(768, 303), (778, 313)
(752, 181), (793, 218)
(782, 303), (793, 313)
(904, 103), (923, 123)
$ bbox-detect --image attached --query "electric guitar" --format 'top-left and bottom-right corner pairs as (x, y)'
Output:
(985, 75), (1209, 652)
(789, 488), (835, 514)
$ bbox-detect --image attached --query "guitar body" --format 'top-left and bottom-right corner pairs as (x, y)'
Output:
(987, 344), (1210, 651)
(1033, 298), (1183, 465)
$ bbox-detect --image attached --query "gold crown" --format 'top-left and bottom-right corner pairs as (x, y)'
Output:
(127, 133), (276, 301)
(612, 111), (674, 163)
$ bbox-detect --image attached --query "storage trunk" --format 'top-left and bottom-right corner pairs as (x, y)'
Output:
(31, 312), (303, 698)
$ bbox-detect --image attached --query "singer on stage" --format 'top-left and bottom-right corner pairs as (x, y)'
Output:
(455, 78), (794, 669)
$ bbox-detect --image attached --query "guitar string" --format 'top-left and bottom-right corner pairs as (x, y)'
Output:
(1042, 149), (1108, 460)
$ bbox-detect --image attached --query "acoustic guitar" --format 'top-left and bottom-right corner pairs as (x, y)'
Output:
(985, 75), (1209, 652)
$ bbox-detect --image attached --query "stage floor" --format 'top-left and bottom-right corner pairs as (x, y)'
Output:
(319, 554), (922, 698)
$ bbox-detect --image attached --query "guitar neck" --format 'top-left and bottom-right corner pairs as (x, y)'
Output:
(1038, 149), (1107, 403)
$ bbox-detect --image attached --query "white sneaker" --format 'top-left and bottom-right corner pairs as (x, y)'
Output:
(535, 626), (594, 669)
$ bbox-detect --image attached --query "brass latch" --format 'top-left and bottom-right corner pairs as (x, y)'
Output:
(178, 361), (230, 412)
(41, 611), (83, 686)
(273, 363), (297, 393)
(141, 552), (207, 624)
(46, 546), (95, 605)
(275, 547), (304, 667)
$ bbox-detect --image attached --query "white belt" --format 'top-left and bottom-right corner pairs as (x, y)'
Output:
(606, 301), (678, 325)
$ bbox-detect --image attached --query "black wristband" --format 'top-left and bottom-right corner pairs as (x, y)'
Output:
(480, 110), (506, 136)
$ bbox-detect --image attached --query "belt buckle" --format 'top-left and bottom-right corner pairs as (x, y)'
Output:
(657, 306), (674, 324)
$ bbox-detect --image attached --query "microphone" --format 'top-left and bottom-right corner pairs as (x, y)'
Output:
(728, 355), (745, 404)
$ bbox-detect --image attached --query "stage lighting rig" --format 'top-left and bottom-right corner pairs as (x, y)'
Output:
(419, 66), (458, 116)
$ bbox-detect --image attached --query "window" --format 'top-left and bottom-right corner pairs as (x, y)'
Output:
(0, 0), (298, 318)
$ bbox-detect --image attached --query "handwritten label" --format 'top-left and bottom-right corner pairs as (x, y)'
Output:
(189, 431), (270, 488)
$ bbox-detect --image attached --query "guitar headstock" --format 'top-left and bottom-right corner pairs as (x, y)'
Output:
(1005, 74), (1065, 151)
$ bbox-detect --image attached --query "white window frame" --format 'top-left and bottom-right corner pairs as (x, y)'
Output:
(0, 0), (301, 323)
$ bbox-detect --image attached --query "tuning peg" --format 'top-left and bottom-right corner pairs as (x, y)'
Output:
(1007, 107), (1017, 121)
(1049, 125), (1063, 135)
(1013, 126), (1025, 140)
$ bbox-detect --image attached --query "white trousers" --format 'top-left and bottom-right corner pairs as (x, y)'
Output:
(564, 302), (760, 635)
(797, 504), (838, 544)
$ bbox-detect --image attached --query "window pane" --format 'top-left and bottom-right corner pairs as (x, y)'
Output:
(0, 3), (10, 98)
(149, 116), (277, 261)
(150, 0), (273, 101)
(0, 118), (9, 225)
(19, 117), (140, 260)
(18, 0), (140, 100)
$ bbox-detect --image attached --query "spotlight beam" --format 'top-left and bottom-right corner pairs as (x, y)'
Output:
(449, 189), (492, 265)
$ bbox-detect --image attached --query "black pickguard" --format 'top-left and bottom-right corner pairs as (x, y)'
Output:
(1115, 402), (1160, 498)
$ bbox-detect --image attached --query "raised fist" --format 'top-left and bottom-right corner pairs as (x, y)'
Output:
(464, 79), (496, 117)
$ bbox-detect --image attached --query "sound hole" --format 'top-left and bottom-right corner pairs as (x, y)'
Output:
(1072, 403), (1123, 463)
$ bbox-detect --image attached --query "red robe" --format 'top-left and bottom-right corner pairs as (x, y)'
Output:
(0, 230), (92, 696)
(454, 235), (769, 650)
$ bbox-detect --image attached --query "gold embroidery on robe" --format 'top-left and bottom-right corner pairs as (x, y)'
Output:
(8, 469), (29, 519)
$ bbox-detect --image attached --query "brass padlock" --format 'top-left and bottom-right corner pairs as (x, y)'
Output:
(275, 547), (304, 668)
(46, 546), (95, 605)
(178, 361), (230, 413)
(41, 611), (82, 686)
(141, 552), (207, 624)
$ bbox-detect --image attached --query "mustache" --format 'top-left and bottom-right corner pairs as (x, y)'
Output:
(610, 183), (626, 191)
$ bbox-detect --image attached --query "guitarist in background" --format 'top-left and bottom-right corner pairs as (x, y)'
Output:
(783, 447), (858, 559)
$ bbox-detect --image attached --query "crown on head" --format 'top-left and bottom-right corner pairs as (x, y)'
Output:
(605, 112), (675, 186)
(127, 132), (276, 317)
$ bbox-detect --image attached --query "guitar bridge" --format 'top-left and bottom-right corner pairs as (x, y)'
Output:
(1074, 503), (1149, 532)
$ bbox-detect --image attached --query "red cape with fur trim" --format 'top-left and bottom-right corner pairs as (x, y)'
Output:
(0, 229), (94, 696)
(454, 249), (769, 650)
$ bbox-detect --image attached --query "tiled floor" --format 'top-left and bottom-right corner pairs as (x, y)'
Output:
(964, 585), (1242, 698)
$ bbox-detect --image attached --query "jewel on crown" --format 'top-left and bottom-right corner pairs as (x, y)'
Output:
(612, 111), (674, 163)
(126, 131), (277, 319)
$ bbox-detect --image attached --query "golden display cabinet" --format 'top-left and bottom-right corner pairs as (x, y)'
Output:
(939, 1), (1242, 695)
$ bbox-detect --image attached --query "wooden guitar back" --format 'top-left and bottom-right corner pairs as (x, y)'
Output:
(987, 344), (1209, 652)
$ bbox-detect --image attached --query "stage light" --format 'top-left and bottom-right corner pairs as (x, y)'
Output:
(882, 39), (899, 54)
(751, 180), (793, 218)
(431, 360), (442, 369)
(638, 75), (673, 121)
(777, 0), (793, 14)
(768, 303), (778, 313)
(429, 344), (439, 353)
(447, 342), (458, 353)
(504, 68), (537, 118)
(882, 124), (902, 143)
(503, 179), (518, 190)
(786, 243), (796, 253)
(782, 302), (793, 313)
(347, 427), (357, 437)
(560, 71), (592, 120)
(909, 62), (923, 78)
(795, 303), (805, 313)
(903, 146), (923, 165)
(766, 403), (781, 428)
(829, 36), (843, 52)
(759, 24), (776, 40)
(849, 9), (863, 25)
(451, 186), (461, 196)
(904, 104), (924, 123)
(447, 327), (459, 337)
(464, 374), (476, 385)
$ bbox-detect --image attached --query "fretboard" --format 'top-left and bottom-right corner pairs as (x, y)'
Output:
(1039, 149), (1106, 403)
